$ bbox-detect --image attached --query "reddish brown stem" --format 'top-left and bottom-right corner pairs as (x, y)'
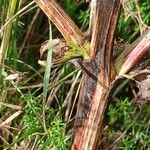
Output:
(34, 0), (87, 45)
(72, 0), (121, 149)
(119, 30), (150, 75)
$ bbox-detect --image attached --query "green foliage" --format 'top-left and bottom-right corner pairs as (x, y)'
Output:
(106, 98), (150, 149)
(118, 13), (138, 42)
(62, 0), (89, 30)
(78, 9), (89, 30)
(20, 94), (69, 149)
(140, 0), (150, 24)
(38, 118), (69, 150)
(63, 40), (91, 62)
(22, 95), (43, 139)
(118, 0), (150, 42)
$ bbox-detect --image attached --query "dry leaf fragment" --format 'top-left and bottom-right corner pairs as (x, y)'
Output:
(120, 69), (150, 107)
(133, 69), (150, 107)
(5, 73), (19, 80)
(39, 38), (69, 64)
(5, 72), (27, 82)
(38, 60), (46, 66)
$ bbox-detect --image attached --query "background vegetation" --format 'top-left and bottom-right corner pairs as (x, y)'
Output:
(0, 0), (150, 149)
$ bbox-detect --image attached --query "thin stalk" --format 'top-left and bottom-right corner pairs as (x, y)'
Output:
(34, 0), (87, 45)
(0, 0), (18, 108)
(88, 0), (97, 35)
(0, 1), (36, 34)
(19, 8), (40, 56)
(0, 0), (18, 64)
(115, 29), (150, 74)
(118, 30), (150, 75)
(42, 20), (53, 133)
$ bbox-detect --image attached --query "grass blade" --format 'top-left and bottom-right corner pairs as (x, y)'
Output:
(43, 20), (53, 132)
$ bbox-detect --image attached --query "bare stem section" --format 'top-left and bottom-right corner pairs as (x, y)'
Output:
(114, 29), (150, 74)
(90, 0), (121, 83)
(34, 0), (87, 45)
(72, 77), (110, 149)
(119, 30), (150, 75)
(72, 0), (121, 149)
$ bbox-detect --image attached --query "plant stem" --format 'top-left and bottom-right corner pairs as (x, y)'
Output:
(34, 0), (87, 45)
(118, 30), (150, 75)
(72, 0), (121, 149)
(0, 0), (18, 64)
(0, 0), (18, 108)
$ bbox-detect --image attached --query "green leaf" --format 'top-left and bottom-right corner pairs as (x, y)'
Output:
(63, 40), (91, 62)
